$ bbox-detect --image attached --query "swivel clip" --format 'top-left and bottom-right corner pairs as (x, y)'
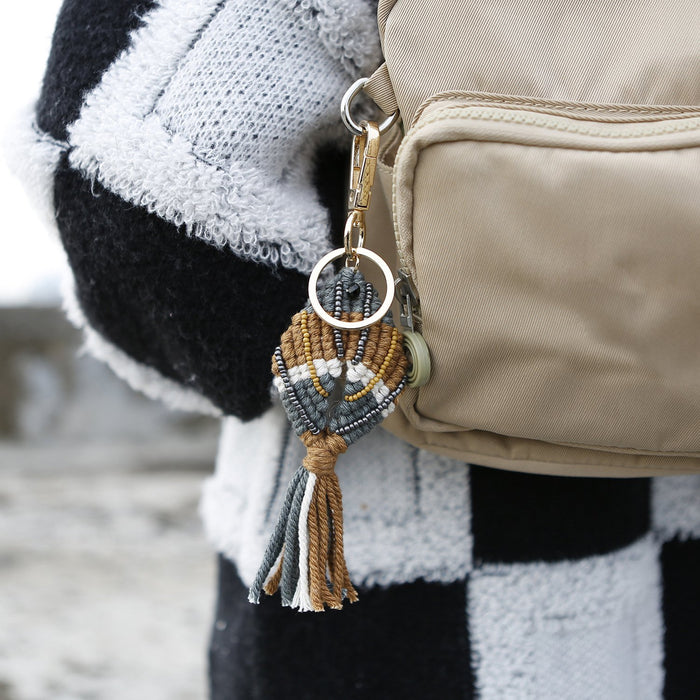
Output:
(344, 121), (379, 267)
(348, 120), (380, 212)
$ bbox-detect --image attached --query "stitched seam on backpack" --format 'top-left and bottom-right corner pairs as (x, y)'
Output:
(411, 91), (700, 125)
(413, 106), (700, 140)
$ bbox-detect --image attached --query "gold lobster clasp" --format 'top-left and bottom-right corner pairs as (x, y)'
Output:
(345, 121), (379, 267)
(348, 120), (380, 212)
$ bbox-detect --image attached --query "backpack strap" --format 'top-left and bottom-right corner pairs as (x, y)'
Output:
(365, 62), (398, 117)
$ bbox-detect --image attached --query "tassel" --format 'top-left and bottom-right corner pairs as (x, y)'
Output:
(249, 430), (357, 611)
(249, 267), (409, 611)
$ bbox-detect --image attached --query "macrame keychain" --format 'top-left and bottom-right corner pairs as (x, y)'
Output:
(249, 105), (407, 611)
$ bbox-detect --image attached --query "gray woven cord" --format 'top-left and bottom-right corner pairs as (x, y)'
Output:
(274, 347), (325, 435)
(248, 466), (306, 603)
(280, 378), (327, 434)
(305, 268), (388, 318)
(351, 282), (376, 364)
(279, 468), (309, 606)
(303, 267), (401, 446)
(333, 378), (407, 444)
(255, 267), (407, 609)
(276, 265), (405, 452)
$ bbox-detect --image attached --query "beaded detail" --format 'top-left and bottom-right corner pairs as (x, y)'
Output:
(300, 310), (330, 398)
(250, 267), (409, 611)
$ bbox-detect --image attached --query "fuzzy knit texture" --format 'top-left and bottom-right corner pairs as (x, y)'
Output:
(37, 0), (156, 142)
(66, 0), (381, 273)
(13, 0), (700, 697)
(205, 410), (700, 700)
(211, 553), (472, 699)
(54, 152), (312, 419)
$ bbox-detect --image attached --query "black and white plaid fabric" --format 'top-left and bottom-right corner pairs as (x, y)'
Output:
(14, 1), (699, 698)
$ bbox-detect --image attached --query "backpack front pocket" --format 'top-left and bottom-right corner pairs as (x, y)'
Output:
(392, 98), (700, 456)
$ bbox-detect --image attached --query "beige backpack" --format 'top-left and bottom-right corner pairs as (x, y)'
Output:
(357, 0), (700, 477)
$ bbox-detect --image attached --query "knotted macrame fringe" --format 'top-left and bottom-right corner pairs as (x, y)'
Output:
(248, 430), (358, 612)
(251, 268), (408, 612)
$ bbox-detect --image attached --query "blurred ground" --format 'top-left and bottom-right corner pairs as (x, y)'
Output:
(1, 8), (221, 696)
(0, 307), (220, 700)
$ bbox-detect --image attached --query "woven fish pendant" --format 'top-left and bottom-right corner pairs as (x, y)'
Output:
(248, 265), (409, 611)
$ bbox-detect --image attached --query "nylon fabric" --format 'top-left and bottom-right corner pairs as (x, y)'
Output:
(376, 0), (700, 127)
(370, 0), (700, 475)
(377, 100), (700, 475)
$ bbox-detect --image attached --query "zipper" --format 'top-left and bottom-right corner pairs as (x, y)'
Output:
(394, 268), (431, 388)
(394, 267), (421, 333)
